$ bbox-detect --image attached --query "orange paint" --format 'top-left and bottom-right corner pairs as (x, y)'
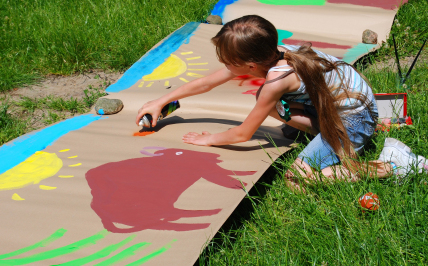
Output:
(133, 131), (155, 136)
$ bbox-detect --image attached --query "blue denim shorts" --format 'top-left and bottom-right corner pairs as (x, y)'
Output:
(297, 104), (378, 170)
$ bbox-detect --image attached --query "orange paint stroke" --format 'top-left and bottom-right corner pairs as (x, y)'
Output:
(133, 131), (155, 136)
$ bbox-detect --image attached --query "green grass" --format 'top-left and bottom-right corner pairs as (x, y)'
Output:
(1, 0), (427, 264)
(0, 0), (218, 92)
(0, 85), (106, 145)
(0, 101), (28, 145)
(0, 0), (217, 144)
(199, 0), (428, 265)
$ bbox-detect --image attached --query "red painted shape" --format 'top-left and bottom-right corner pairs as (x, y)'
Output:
(281, 39), (352, 49)
(234, 75), (266, 88)
(327, 0), (407, 10)
(250, 79), (265, 86)
(85, 148), (254, 233)
(243, 89), (258, 96)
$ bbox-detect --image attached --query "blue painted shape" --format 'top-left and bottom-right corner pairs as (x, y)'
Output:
(98, 109), (104, 115)
(0, 114), (105, 175)
(211, 0), (239, 17)
(106, 22), (200, 93)
(342, 43), (377, 63)
(277, 29), (293, 45)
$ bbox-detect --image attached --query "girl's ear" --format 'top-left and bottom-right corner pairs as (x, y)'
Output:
(247, 62), (257, 71)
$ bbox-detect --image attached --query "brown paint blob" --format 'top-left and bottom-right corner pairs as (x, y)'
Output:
(133, 131), (155, 136)
(85, 148), (254, 233)
(281, 39), (352, 49)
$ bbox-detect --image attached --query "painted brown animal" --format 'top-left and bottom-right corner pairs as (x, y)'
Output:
(85, 147), (254, 233)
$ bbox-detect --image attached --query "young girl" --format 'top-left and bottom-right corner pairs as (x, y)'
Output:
(136, 15), (426, 189)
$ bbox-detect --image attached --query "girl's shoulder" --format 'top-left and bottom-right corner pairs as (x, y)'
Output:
(264, 66), (301, 94)
(279, 44), (339, 62)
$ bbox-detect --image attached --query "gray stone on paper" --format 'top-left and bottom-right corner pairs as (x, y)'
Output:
(206, 15), (222, 25)
(95, 98), (124, 115)
(362, 29), (378, 44)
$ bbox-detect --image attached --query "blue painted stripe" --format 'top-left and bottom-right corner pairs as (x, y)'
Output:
(211, 0), (239, 17)
(106, 22), (200, 93)
(0, 114), (105, 174)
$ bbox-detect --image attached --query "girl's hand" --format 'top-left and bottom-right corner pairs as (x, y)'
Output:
(135, 100), (163, 126)
(182, 131), (212, 146)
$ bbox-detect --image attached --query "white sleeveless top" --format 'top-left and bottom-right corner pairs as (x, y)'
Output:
(267, 45), (377, 115)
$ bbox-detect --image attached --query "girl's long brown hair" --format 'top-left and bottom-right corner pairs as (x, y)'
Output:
(212, 15), (377, 175)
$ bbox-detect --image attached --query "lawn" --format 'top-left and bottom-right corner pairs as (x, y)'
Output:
(198, 0), (428, 264)
(0, 0), (218, 145)
(1, 0), (428, 264)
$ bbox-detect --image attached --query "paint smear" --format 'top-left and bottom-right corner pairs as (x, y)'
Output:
(0, 229), (66, 260)
(106, 22), (199, 93)
(258, 0), (325, 5)
(39, 185), (56, 190)
(128, 240), (176, 266)
(342, 43), (377, 63)
(187, 72), (204, 78)
(281, 39), (352, 49)
(211, 0), (239, 17)
(327, 0), (407, 10)
(0, 151), (62, 191)
(277, 29), (293, 45)
(255, 0), (406, 8)
(133, 131), (155, 136)
(234, 75), (265, 87)
(0, 230), (108, 265)
(0, 114), (104, 175)
(95, 243), (150, 266)
(243, 89), (259, 96)
(59, 236), (136, 266)
(12, 193), (25, 201)
(140, 150), (163, 157)
(85, 148), (255, 233)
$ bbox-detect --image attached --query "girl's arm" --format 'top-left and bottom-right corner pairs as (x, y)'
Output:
(183, 76), (291, 146)
(135, 67), (236, 126)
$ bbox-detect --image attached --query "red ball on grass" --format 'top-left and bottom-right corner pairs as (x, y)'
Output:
(359, 192), (380, 211)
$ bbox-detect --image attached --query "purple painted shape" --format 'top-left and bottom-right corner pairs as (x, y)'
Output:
(140, 150), (164, 157)
(86, 148), (255, 233)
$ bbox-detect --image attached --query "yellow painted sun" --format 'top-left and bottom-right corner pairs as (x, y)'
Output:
(0, 149), (81, 201)
(138, 51), (209, 88)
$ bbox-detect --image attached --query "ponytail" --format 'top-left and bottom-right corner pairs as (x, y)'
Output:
(282, 44), (374, 173)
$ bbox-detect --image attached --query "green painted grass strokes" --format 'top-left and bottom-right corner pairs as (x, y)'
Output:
(59, 235), (136, 266)
(127, 240), (177, 266)
(95, 243), (151, 266)
(257, 0), (325, 5)
(0, 230), (109, 265)
(0, 229), (66, 260)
